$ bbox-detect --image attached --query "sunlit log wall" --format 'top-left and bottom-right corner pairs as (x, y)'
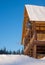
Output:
(22, 7), (45, 58)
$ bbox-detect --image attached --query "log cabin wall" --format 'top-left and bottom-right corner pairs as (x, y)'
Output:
(23, 21), (45, 58)
(21, 6), (45, 58)
(35, 21), (45, 40)
(22, 7), (34, 56)
(22, 7), (33, 45)
(22, 7), (29, 45)
(32, 21), (45, 58)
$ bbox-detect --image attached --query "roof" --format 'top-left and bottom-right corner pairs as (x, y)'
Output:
(25, 5), (45, 21)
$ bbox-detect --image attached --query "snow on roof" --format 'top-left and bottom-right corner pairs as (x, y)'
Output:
(25, 5), (45, 21)
(0, 55), (45, 65)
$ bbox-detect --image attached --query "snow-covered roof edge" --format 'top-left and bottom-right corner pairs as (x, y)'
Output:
(25, 4), (45, 21)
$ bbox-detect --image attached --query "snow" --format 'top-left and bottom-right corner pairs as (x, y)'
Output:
(0, 55), (45, 65)
(41, 57), (45, 60)
(25, 5), (45, 21)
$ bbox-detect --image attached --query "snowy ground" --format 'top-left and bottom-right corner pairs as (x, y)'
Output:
(0, 55), (45, 65)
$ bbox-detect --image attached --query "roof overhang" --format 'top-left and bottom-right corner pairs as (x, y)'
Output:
(25, 5), (45, 21)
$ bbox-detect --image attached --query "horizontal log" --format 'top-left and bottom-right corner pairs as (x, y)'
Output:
(34, 40), (45, 46)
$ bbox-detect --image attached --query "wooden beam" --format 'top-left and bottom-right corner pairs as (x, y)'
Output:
(33, 45), (36, 58)
(34, 40), (45, 46)
(36, 30), (45, 33)
(32, 21), (37, 40)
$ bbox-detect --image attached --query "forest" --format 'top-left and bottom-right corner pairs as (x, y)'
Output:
(0, 47), (24, 55)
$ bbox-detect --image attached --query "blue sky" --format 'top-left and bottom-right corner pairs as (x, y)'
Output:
(0, 0), (45, 51)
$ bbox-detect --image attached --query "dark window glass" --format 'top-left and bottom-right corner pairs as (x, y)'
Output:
(26, 21), (32, 29)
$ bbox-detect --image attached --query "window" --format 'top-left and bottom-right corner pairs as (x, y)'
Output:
(26, 21), (32, 29)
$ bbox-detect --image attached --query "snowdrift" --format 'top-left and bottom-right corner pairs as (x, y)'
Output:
(0, 55), (45, 65)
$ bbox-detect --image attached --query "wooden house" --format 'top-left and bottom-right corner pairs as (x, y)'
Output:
(21, 5), (45, 58)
